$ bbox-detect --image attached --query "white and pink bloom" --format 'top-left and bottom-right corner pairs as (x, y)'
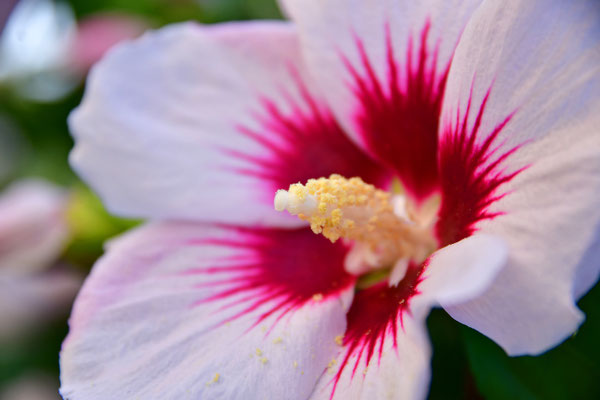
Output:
(0, 180), (80, 340)
(60, 0), (600, 399)
(68, 13), (148, 75)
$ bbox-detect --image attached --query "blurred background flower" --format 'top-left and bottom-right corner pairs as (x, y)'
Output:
(0, 179), (78, 400)
(0, 180), (82, 335)
(68, 13), (147, 74)
(0, 373), (62, 400)
(0, 0), (598, 399)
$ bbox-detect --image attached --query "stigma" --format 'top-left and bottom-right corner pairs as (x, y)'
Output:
(274, 175), (437, 274)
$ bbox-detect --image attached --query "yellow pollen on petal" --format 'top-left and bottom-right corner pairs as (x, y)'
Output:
(327, 358), (338, 374)
(206, 373), (220, 386)
(274, 175), (437, 269)
(334, 335), (344, 346)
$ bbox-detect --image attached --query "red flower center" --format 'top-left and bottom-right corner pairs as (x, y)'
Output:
(203, 18), (525, 397)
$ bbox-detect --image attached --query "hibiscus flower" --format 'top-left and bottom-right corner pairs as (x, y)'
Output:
(60, 0), (600, 399)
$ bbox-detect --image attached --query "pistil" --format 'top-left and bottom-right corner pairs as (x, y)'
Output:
(274, 175), (436, 273)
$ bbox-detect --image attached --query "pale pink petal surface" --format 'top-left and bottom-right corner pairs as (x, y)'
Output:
(61, 223), (354, 399)
(309, 233), (507, 399)
(438, 0), (600, 355)
(70, 21), (387, 227)
(61, 0), (600, 398)
(280, 0), (482, 201)
(421, 234), (507, 306)
(310, 305), (431, 400)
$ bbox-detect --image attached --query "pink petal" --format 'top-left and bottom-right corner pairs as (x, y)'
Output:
(310, 297), (431, 400)
(311, 234), (506, 399)
(60, 222), (355, 399)
(280, 0), (483, 200)
(438, 0), (600, 355)
(436, 86), (523, 246)
(420, 234), (508, 306)
(70, 21), (388, 226)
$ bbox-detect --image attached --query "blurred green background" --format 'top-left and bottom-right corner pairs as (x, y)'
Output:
(0, 1), (598, 399)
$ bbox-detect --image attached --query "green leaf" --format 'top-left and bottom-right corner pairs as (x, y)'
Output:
(428, 308), (480, 399)
(0, 319), (68, 388)
(462, 283), (600, 400)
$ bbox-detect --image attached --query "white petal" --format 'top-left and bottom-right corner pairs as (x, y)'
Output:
(438, 0), (600, 355)
(0, 179), (69, 275)
(60, 223), (355, 399)
(280, 0), (483, 199)
(388, 258), (408, 287)
(420, 234), (507, 306)
(310, 307), (431, 400)
(308, 235), (506, 400)
(70, 21), (387, 226)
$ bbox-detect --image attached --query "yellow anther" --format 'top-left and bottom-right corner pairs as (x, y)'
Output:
(318, 202), (327, 213)
(343, 219), (355, 230)
(274, 175), (437, 270)
(289, 183), (307, 202)
(310, 223), (322, 235)
(331, 208), (343, 225)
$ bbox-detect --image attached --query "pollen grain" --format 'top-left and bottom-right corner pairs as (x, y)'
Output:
(274, 175), (436, 269)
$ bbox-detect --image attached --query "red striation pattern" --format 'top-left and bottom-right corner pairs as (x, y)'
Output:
(436, 86), (525, 246)
(188, 227), (355, 329)
(347, 21), (448, 202)
(233, 69), (390, 194)
(331, 264), (423, 397)
(208, 20), (526, 397)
